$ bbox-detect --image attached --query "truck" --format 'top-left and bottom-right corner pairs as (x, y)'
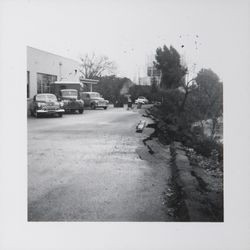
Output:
(50, 81), (84, 114)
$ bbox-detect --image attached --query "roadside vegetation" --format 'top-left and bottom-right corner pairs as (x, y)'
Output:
(92, 75), (133, 106)
(143, 45), (224, 221)
(148, 45), (223, 170)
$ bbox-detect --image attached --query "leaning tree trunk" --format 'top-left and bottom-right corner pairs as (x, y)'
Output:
(178, 90), (189, 114)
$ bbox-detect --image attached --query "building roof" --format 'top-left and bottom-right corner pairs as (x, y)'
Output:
(80, 78), (99, 84)
(54, 81), (82, 84)
(27, 46), (80, 65)
(54, 81), (83, 87)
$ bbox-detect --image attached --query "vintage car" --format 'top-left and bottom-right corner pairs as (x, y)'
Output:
(59, 89), (84, 113)
(30, 93), (64, 118)
(80, 92), (109, 110)
(135, 96), (149, 105)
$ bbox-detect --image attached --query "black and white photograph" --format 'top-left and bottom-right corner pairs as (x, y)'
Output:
(26, 1), (224, 223)
(1, 0), (250, 249)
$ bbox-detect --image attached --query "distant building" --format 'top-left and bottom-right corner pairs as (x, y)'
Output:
(147, 65), (161, 85)
(138, 76), (151, 86)
(137, 64), (161, 86)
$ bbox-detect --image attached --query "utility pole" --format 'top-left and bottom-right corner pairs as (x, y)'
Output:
(59, 62), (62, 81)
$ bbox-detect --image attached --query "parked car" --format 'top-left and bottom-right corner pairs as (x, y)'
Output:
(30, 93), (64, 118)
(59, 89), (84, 113)
(80, 92), (109, 110)
(135, 96), (149, 104)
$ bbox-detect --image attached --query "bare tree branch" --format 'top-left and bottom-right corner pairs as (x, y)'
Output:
(79, 53), (116, 79)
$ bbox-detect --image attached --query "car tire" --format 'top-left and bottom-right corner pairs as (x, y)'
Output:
(35, 111), (40, 118)
(104, 107), (107, 110)
(91, 103), (96, 110)
(79, 109), (84, 114)
(58, 113), (63, 118)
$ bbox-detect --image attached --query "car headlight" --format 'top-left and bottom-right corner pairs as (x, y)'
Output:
(37, 102), (45, 108)
(60, 101), (64, 107)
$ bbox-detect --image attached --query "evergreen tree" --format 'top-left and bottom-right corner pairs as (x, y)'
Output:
(154, 45), (187, 89)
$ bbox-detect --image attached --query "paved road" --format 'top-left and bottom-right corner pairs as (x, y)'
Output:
(28, 106), (171, 221)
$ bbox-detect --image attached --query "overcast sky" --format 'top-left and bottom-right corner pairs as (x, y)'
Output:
(1, 0), (249, 82)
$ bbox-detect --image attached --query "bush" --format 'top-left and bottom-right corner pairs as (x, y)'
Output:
(129, 85), (152, 102)
(192, 138), (223, 161)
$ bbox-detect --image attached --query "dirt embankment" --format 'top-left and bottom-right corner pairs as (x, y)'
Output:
(143, 107), (223, 222)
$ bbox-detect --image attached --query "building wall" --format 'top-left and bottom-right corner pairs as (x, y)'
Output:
(27, 46), (81, 98)
(138, 76), (151, 86)
(147, 66), (161, 85)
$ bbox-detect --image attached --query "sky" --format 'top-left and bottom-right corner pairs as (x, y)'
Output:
(1, 0), (249, 82)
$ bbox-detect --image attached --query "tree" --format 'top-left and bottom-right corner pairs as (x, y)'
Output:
(154, 45), (187, 89)
(92, 75), (133, 105)
(129, 85), (152, 102)
(187, 68), (223, 135)
(178, 78), (196, 114)
(79, 53), (116, 79)
(151, 76), (158, 93)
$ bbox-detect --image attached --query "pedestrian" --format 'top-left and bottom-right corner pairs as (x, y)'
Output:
(127, 96), (132, 110)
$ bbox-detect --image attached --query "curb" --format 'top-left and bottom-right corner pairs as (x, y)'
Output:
(171, 141), (221, 222)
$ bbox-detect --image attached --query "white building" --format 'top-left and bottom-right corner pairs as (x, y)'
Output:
(138, 76), (151, 86)
(147, 65), (161, 85)
(136, 60), (161, 86)
(27, 46), (81, 99)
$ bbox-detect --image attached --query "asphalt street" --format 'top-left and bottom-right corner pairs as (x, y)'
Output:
(28, 106), (172, 221)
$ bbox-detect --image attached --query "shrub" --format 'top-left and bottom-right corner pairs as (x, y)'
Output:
(192, 138), (223, 161)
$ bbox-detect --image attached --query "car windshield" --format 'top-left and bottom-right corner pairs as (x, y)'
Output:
(61, 90), (77, 97)
(89, 93), (101, 98)
(36, 94), (57, 102)
(138, 97), (145, 99)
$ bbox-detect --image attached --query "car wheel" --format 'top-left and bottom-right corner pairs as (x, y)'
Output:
(91, 103), (96, 110)
(58, 113), (63, 118)
(104, 107), (107, 110)
(35, 111), (40, 118)
(79, 109), (84, 114)
(30, 109), (34, 117)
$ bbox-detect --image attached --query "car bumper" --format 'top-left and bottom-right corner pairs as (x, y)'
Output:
(37, 109), (65, 113)
(94, 102), (108, 107)
(64, 105), (84, 110)
(97, 104), (108, 107)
